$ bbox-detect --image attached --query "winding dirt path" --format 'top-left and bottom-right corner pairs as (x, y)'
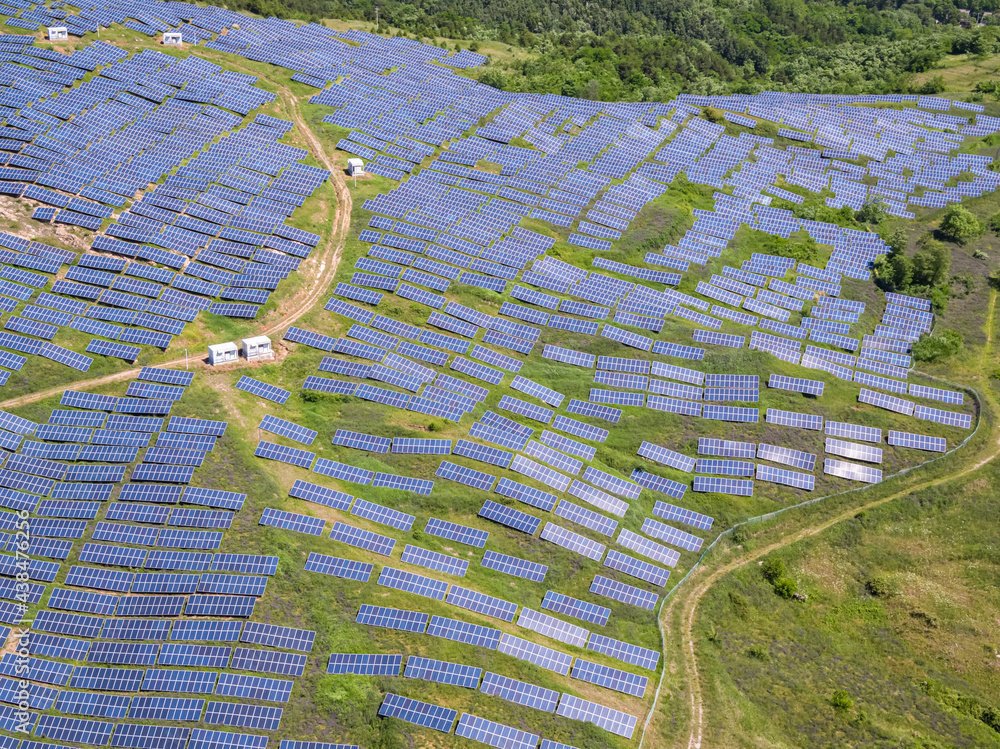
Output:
(661, 289), (1000, 749)
(0, 82), (351, 411)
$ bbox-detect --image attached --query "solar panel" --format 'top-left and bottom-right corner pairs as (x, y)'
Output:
(331, 429), (391, 453)
(540, 522), (605, 561)
(455, 713), (540, 749)
(330, 522), (395, 556)
(638, 441), (696, 472)
(692, 475), (753, 496)
(914, 404), (972, 429)
(591, 574), (658, 611)
(572, 656), (649, 698)
(479, 500), (541, 535)
(425, 517), (489, 548)
(235, 376), (290, 404)
(481, 549), (548, 582)
(824, 458), (882, 483)
(826, 437), (883, 463)
(214, 672), (293, 702)
(587, 631), (660, 670)
(825, 421), (882, 443)
(259, 414), (317, 445)
(498, 632), (573, 675)
(378, 693), (456, 733)
(757, 443), (817, 470)
(255, 441), (316, 469)
(756, 463), (816, 490)
(479, 671), (558, 712)
(858, 388), (915, 416)
(436, 460), (497, 490)
(888, 430), (947, 452)
(304, 552), (373, 582)
(446, 582), (518, 620)
(404, 655), (481, 689)
(557, 694), (638, 739)
(328, 653), (402, 676)
(377, 566), (449, 601)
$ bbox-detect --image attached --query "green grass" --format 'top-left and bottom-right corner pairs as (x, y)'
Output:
(687, 451), (1000, 749)
(0, 13), (998, 749)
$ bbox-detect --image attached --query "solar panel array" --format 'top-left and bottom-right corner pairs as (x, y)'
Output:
(0, 22), (982, 749)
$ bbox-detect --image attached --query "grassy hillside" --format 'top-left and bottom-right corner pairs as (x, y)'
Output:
(687, 443), (1000, 749)
(2, 10), (1000, 749)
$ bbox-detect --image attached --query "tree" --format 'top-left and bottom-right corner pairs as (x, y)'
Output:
(912, 329), (964, 362)
(874, 252), (913, 291)
(856, 197), (888, 224)
(883, 226), (908, 256)
(939, 204), (983, 244)
(911, 239), (951, 287)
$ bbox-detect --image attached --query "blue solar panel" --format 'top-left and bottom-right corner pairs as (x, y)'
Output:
(379, 693), (456, 733)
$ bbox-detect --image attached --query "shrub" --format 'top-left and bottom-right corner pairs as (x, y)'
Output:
(773, 578), (798, 599)
(855, 197), (888, 224)
(761, 556), (786, 583)
(747, 644), (769, 660)
(974, 249), (989, 260)
(939, 204), (983, 245)
(883, 226), (908, 255)
(912, 329), (964, 362)
(865, 574), (897, 598)
(831, 689), (854, 711)
(988, 211), (1000, 235)
(703, 107), (725, 123)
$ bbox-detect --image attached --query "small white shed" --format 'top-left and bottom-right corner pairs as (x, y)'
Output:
(47, 26), (68, 41)
(347, 158), (365, 176)
(242, 335), (273, 361)
(163, 32), (183, 45)
(208, 342), (238, 366)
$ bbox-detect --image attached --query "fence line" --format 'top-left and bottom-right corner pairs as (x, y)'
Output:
(636, 375), (984, 748)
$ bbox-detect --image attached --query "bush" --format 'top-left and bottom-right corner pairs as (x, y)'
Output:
(912, 239), (951, 287)
(855, 197), (888, 224)
(939, 204), (983, 245)
(773, 578), (798, 599)
(988, 211), (1000, 235)
(831, 689), (854, 711)
(761, 556), (786, 583)
(974, 249), (989, 260)
(912, 329), (964, 362)
(865, 574), (897, 598)
(703, 107), (725, 123)
(747, 644), (769, 660)
(882, 226), (908, 255)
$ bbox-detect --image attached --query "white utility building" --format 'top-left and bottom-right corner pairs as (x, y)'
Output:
(347, 158), (365, 176)
(208, 342), (238, 366)
(242, 335), (273, 361)
(47, 26), (68, 41)
(163, 32), (182, 45)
